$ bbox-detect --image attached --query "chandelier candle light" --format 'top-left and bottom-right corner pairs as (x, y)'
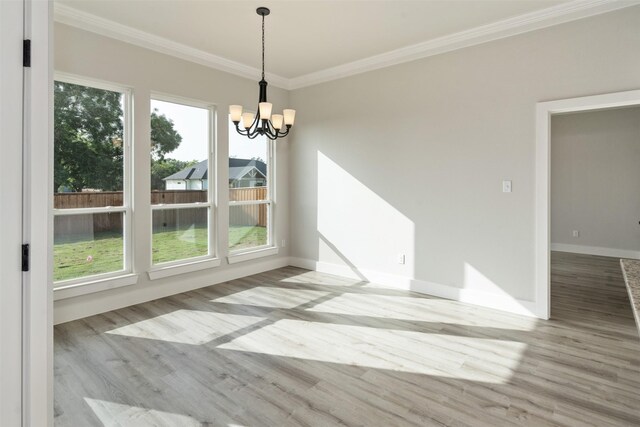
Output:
(230, 7), (295, 140)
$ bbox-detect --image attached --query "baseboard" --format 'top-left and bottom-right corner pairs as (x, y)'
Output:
(288, 257), (541, 318)
(551, 243), (640, 259)
(54, 256), (290, 324)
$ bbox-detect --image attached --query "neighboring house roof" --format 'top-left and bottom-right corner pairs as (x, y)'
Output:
(163, 158), (267, 181)
(163, 160), (208, 181)
(229, 158), (266, 176)
(229, 165), (266, 181)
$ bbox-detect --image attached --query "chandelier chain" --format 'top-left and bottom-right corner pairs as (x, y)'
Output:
(261, 14), (265, 80)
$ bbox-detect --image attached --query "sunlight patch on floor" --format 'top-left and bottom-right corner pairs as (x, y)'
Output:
(278, 271), (364, 287)
(307, 293), (537, 331)
(218, 319), (527, 383)
(105, 310), (264, 345)
(84, 398), (201, 426)
(212, 287), (331, 308)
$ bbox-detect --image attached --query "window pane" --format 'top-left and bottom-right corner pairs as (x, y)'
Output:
(54, 212), (124, 282)
(229, 119), (267, 200)
(229, 204), (268, 251)
(54, 81), (124, 207)
(151, 100), (209, 204)
(152, 208), (208, 264)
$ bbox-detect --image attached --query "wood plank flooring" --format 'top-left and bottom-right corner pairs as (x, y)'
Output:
(54, 252), (640, 426)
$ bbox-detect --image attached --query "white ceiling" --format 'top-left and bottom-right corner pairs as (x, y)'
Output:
(55, 0), (638, 88)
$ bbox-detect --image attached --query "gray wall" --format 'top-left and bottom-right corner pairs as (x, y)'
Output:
(551, 107), (640, 256)
(54, 23), (291, 323)
(288, 7), (640, 303)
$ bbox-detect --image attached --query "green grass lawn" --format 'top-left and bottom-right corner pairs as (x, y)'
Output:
(54, 231), (124, 282)
(229, 225), (268, 251)
(152, 225), (208, 265)
(54, 225), (268, 282)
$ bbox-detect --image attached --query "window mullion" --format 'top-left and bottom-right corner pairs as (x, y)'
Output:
(151, 202), (213, 211)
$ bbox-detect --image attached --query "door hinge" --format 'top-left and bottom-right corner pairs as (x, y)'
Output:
(22, 244), (29, 272)
(23, 39), (31, 67)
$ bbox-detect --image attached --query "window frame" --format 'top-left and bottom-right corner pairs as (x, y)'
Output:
(52, 73), (134, 290)
(148, 93), (218, 272)
(228, 125), (276, 256)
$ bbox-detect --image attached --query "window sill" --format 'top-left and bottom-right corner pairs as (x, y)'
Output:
(54, 273), (138, 301)
(147, 257), (222, 280)
(227, 246), (279, 264)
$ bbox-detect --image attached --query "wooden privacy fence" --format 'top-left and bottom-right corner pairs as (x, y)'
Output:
(229, 187), (268, 228)
(54, 188), (268, 237)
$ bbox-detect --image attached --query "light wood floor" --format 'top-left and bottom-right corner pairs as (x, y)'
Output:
(54, 252), (640, 426)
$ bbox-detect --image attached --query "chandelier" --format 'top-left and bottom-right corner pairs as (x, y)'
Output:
(229, 7), (295, 140)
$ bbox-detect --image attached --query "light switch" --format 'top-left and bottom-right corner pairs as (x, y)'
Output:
(502, 180), (512, 193)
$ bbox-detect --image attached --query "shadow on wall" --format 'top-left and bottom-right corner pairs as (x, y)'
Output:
(318, 232), (367, 282)
(317, 151), (415, 279)
(308, 149), (536, 316)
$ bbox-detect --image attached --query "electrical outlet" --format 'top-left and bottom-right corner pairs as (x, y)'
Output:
(502, 180), (512, 193)
(572, 230), (580, 238)
(281, 239), (286, 247)
(397, 254), (406, 265)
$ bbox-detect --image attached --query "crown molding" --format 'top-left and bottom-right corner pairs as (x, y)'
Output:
(55, 0), (640, 91)
(288, 0), (640, 89)
(53, 3), (290, 90)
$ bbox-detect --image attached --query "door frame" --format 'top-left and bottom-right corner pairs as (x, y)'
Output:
(535, 89), (640, 320)
(22, 0), (53, 425)
(0, 0), (27, 424)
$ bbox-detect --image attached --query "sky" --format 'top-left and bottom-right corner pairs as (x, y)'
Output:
(151, 99), (266, 163)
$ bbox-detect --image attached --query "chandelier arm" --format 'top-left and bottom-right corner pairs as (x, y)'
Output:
(263, 119), (275, 135)
(234, 122), (249, 136)
(265, 120), (283, 140)
(244, 112), (260, 137)
(271, 127), (289, 140)
(279, 128), (289, 138)
(264, 129), (278, 140)
(275, 126), (289, 138)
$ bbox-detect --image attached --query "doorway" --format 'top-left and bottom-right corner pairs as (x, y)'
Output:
(550, 106), (640, 321)
(536, 90), (640, 319)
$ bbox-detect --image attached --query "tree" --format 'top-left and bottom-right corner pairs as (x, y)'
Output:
(54, 81), (183, 192)
(54, 81), (124, 192)
(151, 108), (182, 160)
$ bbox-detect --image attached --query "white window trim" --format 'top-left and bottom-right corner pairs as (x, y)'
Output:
(52, 74), (134, 290)
(148, 93), (218, 271)
(54, 273), (138, 301)
(227, 246), (279, 264)
(148, 257), (222, 280)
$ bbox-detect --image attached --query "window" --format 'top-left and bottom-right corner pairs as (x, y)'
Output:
(150, 97), (214, 266)
(229, 119), (273, 252)
(53, 78), (131, 284)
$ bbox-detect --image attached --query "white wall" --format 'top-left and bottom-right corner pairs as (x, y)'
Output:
(551, 107), (640, 258)
(288, 7), (640, 315)
(54, 23), (290, 324)
(165, 180), (186, 190)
